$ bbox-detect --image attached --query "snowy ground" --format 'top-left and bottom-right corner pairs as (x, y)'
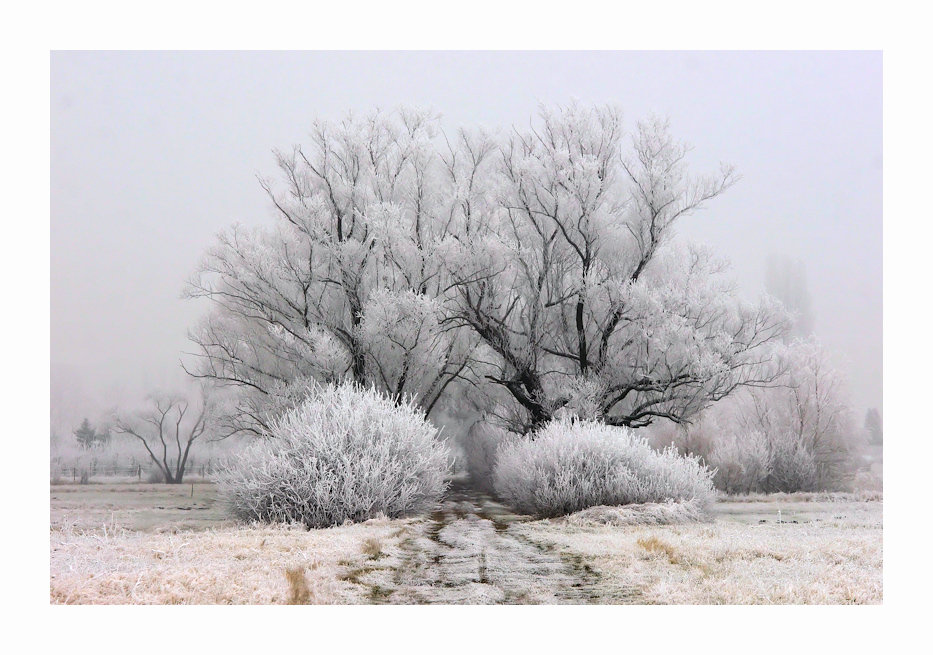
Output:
(49, 481), (882, 604)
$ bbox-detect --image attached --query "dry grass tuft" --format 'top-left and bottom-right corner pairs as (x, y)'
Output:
(362, 538), (383, 559)
(285, 566), (311, 604)
(637, 536), (679, 564)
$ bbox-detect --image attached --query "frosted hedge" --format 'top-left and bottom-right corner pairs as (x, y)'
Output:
(494, 418), (715, 517)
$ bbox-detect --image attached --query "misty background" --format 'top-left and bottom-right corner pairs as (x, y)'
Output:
(50, 51), (882, 435)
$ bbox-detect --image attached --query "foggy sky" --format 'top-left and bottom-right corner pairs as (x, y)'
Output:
(50, 51), (882, 431)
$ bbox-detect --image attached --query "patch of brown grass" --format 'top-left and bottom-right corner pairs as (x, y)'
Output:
(637, 536), (679, 564)
(285, 567), (311, 604)
(362, 538), (383, 559)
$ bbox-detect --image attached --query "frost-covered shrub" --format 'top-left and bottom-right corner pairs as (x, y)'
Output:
(743, 340), (866, 492)
(493, 418), (715, 517)
(705, 430), (772, 495)
(651, 340), (867, 494)
(216, 382), (449, 529)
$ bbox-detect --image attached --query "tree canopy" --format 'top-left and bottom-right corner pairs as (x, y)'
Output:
(186, 104), (790, 435)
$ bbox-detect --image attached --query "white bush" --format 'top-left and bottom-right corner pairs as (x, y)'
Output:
(742, 340), (865, 492)
(647, 340), (867, 494)
(216, 382), (449, 528)
(705, 430), (773, 495)
(493, 418), (715, 517)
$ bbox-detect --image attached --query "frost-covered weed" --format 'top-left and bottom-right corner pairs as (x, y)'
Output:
(216, 382), (449, 529)
(493, 418), (715, 517)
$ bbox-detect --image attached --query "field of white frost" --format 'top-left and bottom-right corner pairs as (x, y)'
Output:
(49, 483), (881, 604)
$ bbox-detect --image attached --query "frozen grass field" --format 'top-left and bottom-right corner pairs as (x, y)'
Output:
(50, 481), (881, 604)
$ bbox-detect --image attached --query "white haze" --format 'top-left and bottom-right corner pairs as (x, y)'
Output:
(50, 51), (882, 433)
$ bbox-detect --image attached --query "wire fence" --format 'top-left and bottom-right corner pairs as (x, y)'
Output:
(51, 459), (218, 483)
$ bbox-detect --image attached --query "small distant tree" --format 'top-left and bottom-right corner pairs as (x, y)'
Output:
(73, 418), (109, 449)
(864, 408), (882, 445)
(112, 390), (213, 484)
(74, 419), (96, 449)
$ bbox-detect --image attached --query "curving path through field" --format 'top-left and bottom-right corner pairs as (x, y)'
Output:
(344, 479), (603, 604)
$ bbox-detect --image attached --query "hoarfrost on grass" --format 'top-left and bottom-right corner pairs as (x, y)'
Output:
(555, 498), (713, 527)
(50, 490), (882, 605)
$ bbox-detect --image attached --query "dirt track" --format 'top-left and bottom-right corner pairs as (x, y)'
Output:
(357, 479), (601, 604)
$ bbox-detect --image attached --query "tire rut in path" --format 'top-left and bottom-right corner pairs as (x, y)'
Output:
(361, 480), (602, 604)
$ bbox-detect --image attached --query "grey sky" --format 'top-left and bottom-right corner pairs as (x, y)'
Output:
(50, 51), (882, 430)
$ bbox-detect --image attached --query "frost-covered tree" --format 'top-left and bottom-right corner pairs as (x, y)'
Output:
(74, 418), (97, 449)
(112, 389), (213, 484)
(187, 103), (789, 436)
(73, 418), (109, 449)
(738, 340), (863, 491)
(443, 104), (790, 432)
(185, 108), (482, 434)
